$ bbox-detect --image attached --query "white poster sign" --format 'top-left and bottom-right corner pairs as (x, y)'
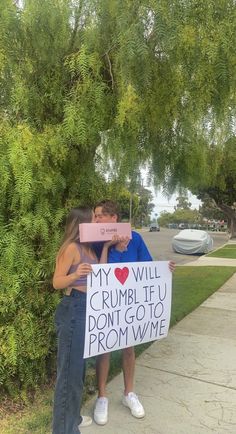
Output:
(84, 261), (172, 358)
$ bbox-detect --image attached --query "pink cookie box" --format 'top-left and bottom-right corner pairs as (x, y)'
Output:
(79, 222), (132, 243)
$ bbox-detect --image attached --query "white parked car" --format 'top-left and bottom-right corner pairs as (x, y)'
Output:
(172, 229), (213, 255)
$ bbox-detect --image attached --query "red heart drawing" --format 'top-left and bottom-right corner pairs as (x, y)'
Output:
(114, 267), (129, 285)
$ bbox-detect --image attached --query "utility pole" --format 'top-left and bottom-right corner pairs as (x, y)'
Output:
(129, 193), (132, 225)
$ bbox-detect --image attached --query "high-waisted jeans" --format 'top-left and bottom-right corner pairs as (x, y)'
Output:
(52, 289), (87, 434)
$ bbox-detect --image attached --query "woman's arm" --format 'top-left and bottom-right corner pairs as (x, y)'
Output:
(99, 244), (110, 264)
(53, 243), (92, 289)
(99, 236), (128, 264)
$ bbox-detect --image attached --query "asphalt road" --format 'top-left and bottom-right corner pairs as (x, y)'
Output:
(140, 227), (229, 265)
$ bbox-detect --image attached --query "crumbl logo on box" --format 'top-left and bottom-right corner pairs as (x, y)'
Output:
(100, 227), (117, 236)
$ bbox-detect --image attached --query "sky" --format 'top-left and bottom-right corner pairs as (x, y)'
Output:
(150, 189), (202, 218)
(141, 169), (202, 217)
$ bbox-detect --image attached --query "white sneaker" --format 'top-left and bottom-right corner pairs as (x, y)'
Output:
(122, 392), (145, 418)
(94, 397), (109, 425)
(79, 415), (93, 427)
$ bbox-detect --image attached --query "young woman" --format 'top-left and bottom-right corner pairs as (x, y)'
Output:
(52, 206), (111, 434)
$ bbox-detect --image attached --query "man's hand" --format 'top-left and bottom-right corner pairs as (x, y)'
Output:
(103, 234), (121, 248)
(103, 235), (130, 252)
(115, 236), (130, 252)
(168, 261), (176, 272)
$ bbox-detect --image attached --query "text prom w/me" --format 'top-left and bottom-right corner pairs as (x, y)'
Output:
(84, 261), (172, 358)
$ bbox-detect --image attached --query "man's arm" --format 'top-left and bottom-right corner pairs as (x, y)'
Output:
(136, 233), (153, 261)
(108, 232), (153, 263)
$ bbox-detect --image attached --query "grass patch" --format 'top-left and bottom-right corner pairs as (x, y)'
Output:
(0, 389), (53, 434)
(207, 246), (236, 258)
(170, 266), (236, 324)
(136, 266), (236, 356)
(1, 266), (235, 434)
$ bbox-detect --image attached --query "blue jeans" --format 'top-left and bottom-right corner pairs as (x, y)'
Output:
(52, 289), (87, 434)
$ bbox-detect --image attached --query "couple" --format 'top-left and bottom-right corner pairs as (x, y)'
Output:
(52, 200), (175, 434)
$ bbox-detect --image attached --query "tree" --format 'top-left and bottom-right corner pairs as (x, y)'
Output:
(194, 138), (236, 236)
(109, 186), (140, 222)
(1, 0), (236, 398)
(175, 196), (192, 210)
(0, 0), (112, 398)
(158, 208), (199, 227)
(199, 196), (225, 222)
(102, 182), (154, 225)
(134, 187), (155, 226)
(96, 0), (236, 237)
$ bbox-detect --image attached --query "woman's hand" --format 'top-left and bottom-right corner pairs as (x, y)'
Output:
(168, 261), (176, 273)
(100, 235), (130, 263)
(75, 262), (93, 278)
(103, 235), (130, 251)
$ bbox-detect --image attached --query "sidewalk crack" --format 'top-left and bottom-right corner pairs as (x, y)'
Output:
(137, 363), (236, 391)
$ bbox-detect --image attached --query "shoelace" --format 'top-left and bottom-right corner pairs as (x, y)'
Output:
(129, 393), (138, 402)
(128, 393), (139, 404)
(97, 399), (107, 411)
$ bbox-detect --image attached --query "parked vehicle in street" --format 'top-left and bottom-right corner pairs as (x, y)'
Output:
(172, 229), (213, 255)
(167, 223), (179, 229)
(178, 223), (189, 229)
(149, 223), (160, 232)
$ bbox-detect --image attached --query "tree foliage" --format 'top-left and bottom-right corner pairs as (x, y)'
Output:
(158, 208), (200, 227)
(175, 196), (192, 210)
(143, 1), (236, 236)
(134, 186), (155, 226)
(193, 138), (236, 236)
(0, 0), (109, 398)
(199, 197), (225, 222)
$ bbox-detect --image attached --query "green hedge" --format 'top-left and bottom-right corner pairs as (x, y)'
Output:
(0, 122), (109, 399)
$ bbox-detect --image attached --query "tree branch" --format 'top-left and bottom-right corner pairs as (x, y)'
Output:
(105, 51), (114, 90)
(69, 2), (84, 52)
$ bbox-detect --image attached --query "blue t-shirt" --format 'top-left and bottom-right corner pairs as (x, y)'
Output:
(93, 231), (152, 263)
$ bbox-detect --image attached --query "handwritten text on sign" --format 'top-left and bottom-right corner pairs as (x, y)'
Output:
(84, 261), (172, 358)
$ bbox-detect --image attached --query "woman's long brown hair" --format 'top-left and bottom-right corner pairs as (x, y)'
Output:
(57, 207), (93, 260)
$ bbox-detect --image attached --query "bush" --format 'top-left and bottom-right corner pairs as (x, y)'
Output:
(0, 122), (107, 400)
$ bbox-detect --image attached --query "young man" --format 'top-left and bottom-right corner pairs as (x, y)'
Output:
(93, 200), (153, 425)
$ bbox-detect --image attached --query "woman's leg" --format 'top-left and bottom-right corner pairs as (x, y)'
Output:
(52, 293), (86, 434)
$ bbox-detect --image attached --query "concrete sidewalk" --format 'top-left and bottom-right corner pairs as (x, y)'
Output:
(184, 242), (236, 267)
(81, 267), (236, 434)
(185, 257), (236, 266)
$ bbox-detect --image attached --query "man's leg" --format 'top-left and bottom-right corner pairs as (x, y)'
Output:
(122, 347), (145, 419)
(122, 347), (135, 395)
(94, 353), (111, 425)
(96, 352), (111, 397)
